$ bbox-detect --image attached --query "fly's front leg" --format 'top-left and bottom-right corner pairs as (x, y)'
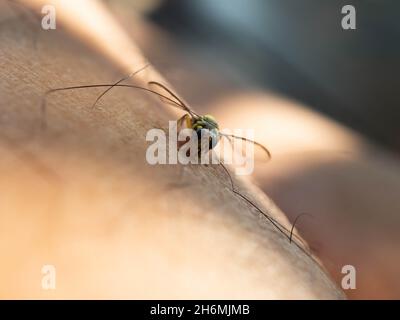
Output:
(218, 162), (235, 191)
(177, 114), (192, 132)
(165, 114), (193, 189)
(176, 113), (194, 155)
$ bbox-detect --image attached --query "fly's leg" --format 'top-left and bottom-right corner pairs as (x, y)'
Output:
(177, 114), (192, 131)
(164, 113), (193, 189)
(91, 63), (149, 109)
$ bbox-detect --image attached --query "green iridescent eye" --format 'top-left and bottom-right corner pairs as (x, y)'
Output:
(202, 115), (219, 129)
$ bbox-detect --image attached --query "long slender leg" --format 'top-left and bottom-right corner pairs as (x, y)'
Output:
(40, 83), (191, 130)
(289, 213), (314, 243)
(91, 63), (150, 109)
(220, 136), (310, 250)
(219, 162), (234, 191)
(177, 114), (191, 131)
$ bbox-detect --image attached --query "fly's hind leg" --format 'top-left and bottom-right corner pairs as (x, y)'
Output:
(218, 162), (235, 191)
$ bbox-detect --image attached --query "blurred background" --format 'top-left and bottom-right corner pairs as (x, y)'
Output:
(139, 0), (400, 152)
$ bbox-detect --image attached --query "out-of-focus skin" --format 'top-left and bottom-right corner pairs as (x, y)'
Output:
(0, 1), (343, 298)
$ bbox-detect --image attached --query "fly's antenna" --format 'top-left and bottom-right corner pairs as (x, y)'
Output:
(91, 63), (150, 109)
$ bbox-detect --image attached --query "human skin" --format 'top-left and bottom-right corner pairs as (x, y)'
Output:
(0, 1), (343, 299)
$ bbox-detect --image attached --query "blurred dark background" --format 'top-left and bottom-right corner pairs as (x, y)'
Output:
(146, 0), (400, 153)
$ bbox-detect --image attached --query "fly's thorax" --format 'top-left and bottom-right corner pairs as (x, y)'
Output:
(191, 115), (219, 131)
(192, 115), (220, 151)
